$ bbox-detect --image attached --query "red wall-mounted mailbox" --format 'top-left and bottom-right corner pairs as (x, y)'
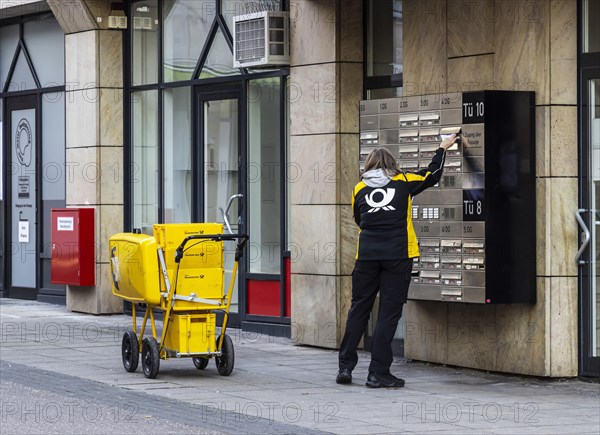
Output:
(51, 208), (95, 286)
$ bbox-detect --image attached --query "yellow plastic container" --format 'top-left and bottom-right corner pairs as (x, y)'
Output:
(169, 267), (224, 298)
(109, 233), (162, 306)
(153, 223), (224, 270)
(163, 313), (216, 355)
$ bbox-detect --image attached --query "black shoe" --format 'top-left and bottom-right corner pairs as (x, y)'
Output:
(366, 372), (405, 388)
(336, 368), (352, 384)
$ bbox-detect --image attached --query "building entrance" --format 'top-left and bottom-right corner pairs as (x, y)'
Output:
(4, 95), (38, 300)
(196, 84), (244, 327)
(579, 68), (600, 377)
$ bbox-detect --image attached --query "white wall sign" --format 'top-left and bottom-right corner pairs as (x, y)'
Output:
(18, 220), (29, 243)
(57, 217), (74, 231)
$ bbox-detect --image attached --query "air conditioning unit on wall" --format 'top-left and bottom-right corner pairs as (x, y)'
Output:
(233, 11), (290, 68)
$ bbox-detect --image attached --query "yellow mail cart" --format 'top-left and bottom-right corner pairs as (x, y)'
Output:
(109, 196), (248, 379)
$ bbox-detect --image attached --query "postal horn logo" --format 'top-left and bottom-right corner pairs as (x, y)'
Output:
(365, 188), (396, 213)
(15, 118), (32, 168)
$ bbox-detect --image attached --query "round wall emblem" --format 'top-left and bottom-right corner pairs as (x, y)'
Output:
(15, 118), (32, 167)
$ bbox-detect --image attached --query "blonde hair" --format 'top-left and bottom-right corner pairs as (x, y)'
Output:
(362, 147), (401, 178)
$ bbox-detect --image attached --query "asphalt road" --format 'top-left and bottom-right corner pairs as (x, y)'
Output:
(0, 360), (326, 435)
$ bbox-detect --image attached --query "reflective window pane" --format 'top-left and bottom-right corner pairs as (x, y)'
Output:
(204, 98), (239, 313)
(132, 90), (159, 233)
(24, 17), (65, 87)
(42, 94), (65, 201)
(200, 27), (237, 78)
(163, 87), (192, 222)
(590, 79), (600, 356)
(583, 0), (600, 53)
(0, 25), (19, 89)
(132, 0), (159, 85)
(204, 98), (238, 222)
(6, 51), (37, 92)
(222, 0), (282, 35)
(366, 0), (402, 76)
(248, 78), (281, 274)
(163, 0), (215, 82)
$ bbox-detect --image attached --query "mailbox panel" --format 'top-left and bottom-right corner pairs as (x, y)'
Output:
(51, 208), (95, 286)
(359, 91), (535, 304)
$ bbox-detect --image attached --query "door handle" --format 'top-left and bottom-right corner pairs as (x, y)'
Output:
(575, 209), (591, 265)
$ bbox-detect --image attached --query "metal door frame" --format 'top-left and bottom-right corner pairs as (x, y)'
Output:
(578, 66), (600, 377)
(194, 82), (246, 329)
(3, 94), (40, 300)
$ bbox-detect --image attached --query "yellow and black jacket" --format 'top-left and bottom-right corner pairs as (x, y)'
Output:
(353, 148), (446, 260)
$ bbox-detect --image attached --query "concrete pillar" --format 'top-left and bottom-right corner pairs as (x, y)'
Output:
(289, 0), (363, 348)
(50, 0), (124, 313)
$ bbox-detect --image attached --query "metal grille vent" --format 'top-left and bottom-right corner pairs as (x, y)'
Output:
(235, 18), (266, 64)
(233, 11), (290, 68)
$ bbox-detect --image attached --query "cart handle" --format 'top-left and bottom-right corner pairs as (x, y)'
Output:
(174, 234), (249, 263)
(220, 193), (243, 235)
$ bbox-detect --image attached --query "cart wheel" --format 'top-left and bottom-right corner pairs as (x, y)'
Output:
(141, 337), (160, 379)
(121, 331), (139, 372)
(193, 357), (209, 370)
(215, 334), (234, 376)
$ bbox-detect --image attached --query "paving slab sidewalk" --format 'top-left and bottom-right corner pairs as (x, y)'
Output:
(1, 299), (598, 434)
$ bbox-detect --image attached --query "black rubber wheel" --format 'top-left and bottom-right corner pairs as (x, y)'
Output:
(192, 357), (209, 370)
(215, 334), (234, 376)
(121, 331), (139, 372)
(141, 337), (160, 379)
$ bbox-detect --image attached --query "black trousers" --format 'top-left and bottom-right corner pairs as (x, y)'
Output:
(338, 258), (413, 374)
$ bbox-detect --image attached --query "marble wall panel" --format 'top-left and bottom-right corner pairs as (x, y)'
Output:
(340, 134), (360, 205)
(404, 301), (449, 363)
(551, 59), (577, 105)
(403, 0), (447, 96)
(446, 303), (498, 370)
(536, 178), (549, 277)
(97, 262), (123, 313)
(98, 30), (123, 88)
(494, 278), (547, 376)
(550, 0), (577, 61)
(65, 31), (97, 89)
(338, 275), (353, 343)
(289, 64), (337, 135)
(447, 54), (494, 92)
(67, 286), (98, 313)
(339, 204), (358, 276)
(291, 274), (339, 348)
(290, 0), (336, 66)
(48, 0), (98, 34)
(96, 204), (124, 267)
(289, 134), (337, 205)
(66, 89), (99, 149)
(82, 1), (112, 31)
(549, 106), (578, 177)
(548, 276), (578, 376)
(447, 0), (494, 57)
(493, 0), (550, 104)
(339, 0), (362, 62)
(549, 1), (576, 105)
(290, 204), (338, 275)
(99, 88), (123, 146)
(339, 62), (362, 134)
(548, 177), (578, 277)
(99, 146), (124, 205)
(535, 106), (551, 177)
(65, 147), (99, 205)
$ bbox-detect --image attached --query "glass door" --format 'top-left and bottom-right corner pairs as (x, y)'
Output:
(196, 85), (243, 327)
(579, 68), (600, 377)
(5, 95), (39, 300)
